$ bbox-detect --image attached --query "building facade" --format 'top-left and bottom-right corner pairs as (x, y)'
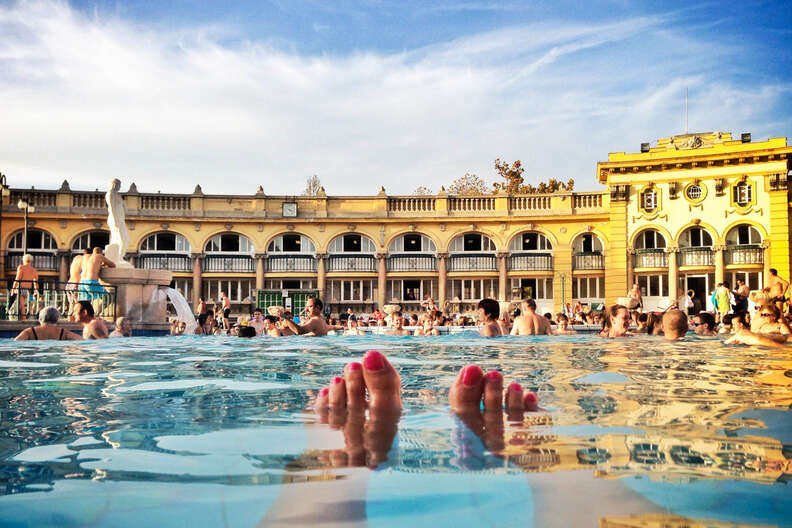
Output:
(1, 132), (790, 316)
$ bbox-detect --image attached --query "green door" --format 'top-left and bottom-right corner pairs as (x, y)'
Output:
(257, 290), (284, 311)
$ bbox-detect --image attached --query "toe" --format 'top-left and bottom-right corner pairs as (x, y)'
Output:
(361, 351), (402, 410)
(344, 362), (366, 408)
(482, 370), (504, 411)
(329, 376), (347, 409)
(523, 391), (540, 412)
(449, 364), (485, 411)
(504, 382), (524, 410)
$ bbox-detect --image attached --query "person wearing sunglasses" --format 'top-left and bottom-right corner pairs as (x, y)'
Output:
(755, 305), (792, 336)
(692, 312), (717, 336)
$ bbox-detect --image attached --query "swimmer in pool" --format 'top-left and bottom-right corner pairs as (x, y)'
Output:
(477, 298), (502, 337)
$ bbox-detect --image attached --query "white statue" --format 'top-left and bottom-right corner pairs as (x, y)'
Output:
(105, 178), (133, 268)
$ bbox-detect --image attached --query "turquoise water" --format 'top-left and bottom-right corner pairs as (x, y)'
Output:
(1, 334), (790, 527)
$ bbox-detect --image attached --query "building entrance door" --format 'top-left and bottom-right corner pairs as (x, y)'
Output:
(685, 275), (709, 315)
(519, 278), (537, 299)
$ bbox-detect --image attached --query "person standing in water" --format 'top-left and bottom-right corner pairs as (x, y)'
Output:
(80, 248), (115, 301)
(477, 298), (502, 337)
(66, 248), (89, 302)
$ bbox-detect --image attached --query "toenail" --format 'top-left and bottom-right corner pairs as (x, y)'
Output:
(524, 392), (538, 403)
(319, 388), (329, 396)
(461, 365), (483, 386)
(347, 361), (362, 371)
(508, 382), (522, 392)
(333, 376), (343, 384)
(363, 351), (385, 371)
(486, 370), (503, 382)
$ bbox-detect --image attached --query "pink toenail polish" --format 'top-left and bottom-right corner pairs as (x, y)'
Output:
(486, 370), (503, 382)
(508, 382), (522, 392)
(524, 392), (538, 403)
(461, 365), (483, 386)
(333, 376), (343, 385)
(347, 362), (362, 371)
(364, 351), (385, 371)
(319, 388), (329, 397)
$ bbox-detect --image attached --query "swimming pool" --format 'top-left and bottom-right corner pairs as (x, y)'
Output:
(1, 333), (790, 527)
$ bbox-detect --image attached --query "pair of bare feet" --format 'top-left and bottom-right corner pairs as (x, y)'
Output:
(312, 350), (541, 468)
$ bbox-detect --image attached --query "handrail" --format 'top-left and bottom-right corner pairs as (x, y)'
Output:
(1, 280), (117, 321)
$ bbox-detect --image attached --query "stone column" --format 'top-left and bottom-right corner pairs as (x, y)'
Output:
(437, 253), (447, 310)
(714, 244), (725, 285)
(667, 246), (679, 307)
(626, 247), (635, 293)
(377, 253), (387, 309)
(191, 253), (202, 308)
(316, 253), (326, 301)
(497, 252), (508, 303)
(58, 250), (70, 283)
(255, 253), (266, 290)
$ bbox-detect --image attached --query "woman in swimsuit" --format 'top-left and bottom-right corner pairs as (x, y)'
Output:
(14, 306), (82, 341)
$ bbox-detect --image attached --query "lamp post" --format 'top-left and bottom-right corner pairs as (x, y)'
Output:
(0, 173), (9, 252)
(17, 197), (35, 254)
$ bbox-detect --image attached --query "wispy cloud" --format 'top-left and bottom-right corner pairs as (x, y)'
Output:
(0, 0), (788, 195)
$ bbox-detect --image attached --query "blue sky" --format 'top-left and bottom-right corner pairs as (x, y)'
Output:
(1, 0), (790, 194)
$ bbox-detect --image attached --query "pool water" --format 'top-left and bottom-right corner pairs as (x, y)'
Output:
(1, 334), (790, 527)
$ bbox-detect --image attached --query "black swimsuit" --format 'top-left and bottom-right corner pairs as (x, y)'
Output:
(30, 327), (66, 340)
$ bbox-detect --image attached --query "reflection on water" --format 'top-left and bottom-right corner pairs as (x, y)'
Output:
(0, 334), (790, 527)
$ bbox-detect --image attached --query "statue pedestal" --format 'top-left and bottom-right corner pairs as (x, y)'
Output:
(100, 268), (173, 332)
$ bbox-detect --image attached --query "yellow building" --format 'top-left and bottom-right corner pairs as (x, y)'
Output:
(1, 131), (789, 316)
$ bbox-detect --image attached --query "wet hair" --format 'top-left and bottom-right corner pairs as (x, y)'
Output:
(638, 313), (648, 323)
(722, 314), (734, 326)
(478, 298), (499, 320)
(522, 298), (537, 310)
(696, 312), (716, 331)
(662, 309), (688, 335)
(77, 300), (94, 317)
(39, 306), (60, 325)
(543, 313), (553, 320)
(770, 268), (778, 276)
(237, 326), (256, 338)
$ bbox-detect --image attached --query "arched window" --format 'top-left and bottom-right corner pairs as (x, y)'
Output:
(634, 230), (666, 250)
(508, 232), (552, 252)
(139, 232), (192, 272)
(449, 233), (496, 253)
(640, 188), (657, 212)
(140, 232), (191, 253)
(725, 224), (762, 246)
(8, 229), (57, 252)
(572, 233), (604, 270)
(679, 227), (713, 248)
(388, 234), (436, 253)
(328, 234), (376, 254)
(725, 224), (763, 266)
(205, 233), (255, 254)
(72, 230), (110, 253)
(7, 229), (58, 271)
(267, 234), (316, 254)
(572, 233), (603, 253)
(448, 233), (497, 272)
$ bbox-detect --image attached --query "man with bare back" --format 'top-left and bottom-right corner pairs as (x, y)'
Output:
(12, 254), (39, 320)
(768, 268), (789, 312)
(67, 248), (90, 301)
(510, 298), (552, 336)
(79, 247), (115, 301)
(278, 297), (331, 336)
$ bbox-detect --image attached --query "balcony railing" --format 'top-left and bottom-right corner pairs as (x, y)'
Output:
(2, 280), (116, 321)
(725, 245), (763, 265)
(508, 253), (553, 271)
(678, 247), (714, 267)
(448, 253), (497, 272)
(633, 249), (667, 268)
(202, 255), (255, 273)
(510, 195), (551, 211)
(387, 254), (437, 272)
(572, 193), (603, 209)
(140, 195), (191, 211)
(9, 191), (58, 208)
(573, 252), (604, 270)
(72, 192), (106, 209)
(387, 197), (436, 214)
(449, 196), (495, 212)
(266, 254), (317, 272)
(138, 253), (192, 272)
(5, 252), (59, 272)
(327, 255), (377, 273)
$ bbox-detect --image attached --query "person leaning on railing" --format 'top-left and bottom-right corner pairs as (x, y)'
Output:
(14, 306), (81, 341)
